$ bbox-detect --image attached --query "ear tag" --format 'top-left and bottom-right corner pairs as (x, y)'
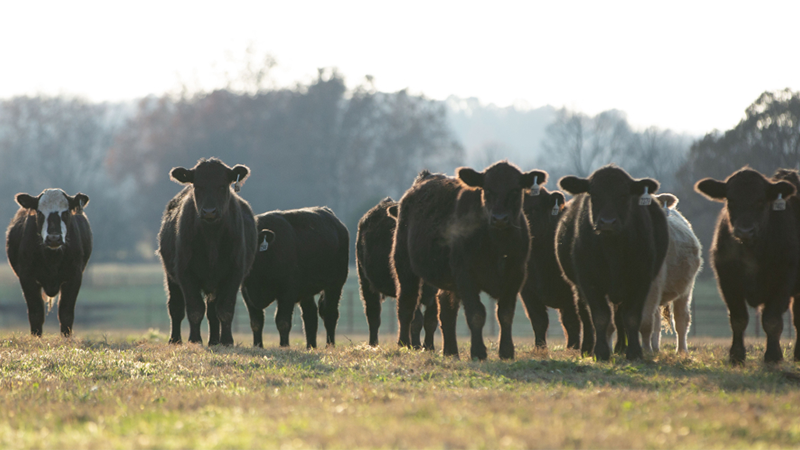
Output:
(259, 236), (269, 252)
(639, 186), (652, 206)
(233, 174), (242, 193)
(530, 176), (540, 196)
(551, 199), (560, 216)
(663, 200), (670, 217)
(773, 193), (786, 211)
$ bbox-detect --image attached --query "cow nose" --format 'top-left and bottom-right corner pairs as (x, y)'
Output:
(597, 217), (617, 229)
(45, 235), (63, 247)
(490, 213), (509, 227)
(734, 225), (756, 240)
(201, 208), (218, 220)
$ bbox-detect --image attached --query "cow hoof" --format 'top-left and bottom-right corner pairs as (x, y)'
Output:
(169, 338), (182, 345)
(625, 349), (643, 361)
(764, 351), (784, 364)
(471, 347), (488, 361)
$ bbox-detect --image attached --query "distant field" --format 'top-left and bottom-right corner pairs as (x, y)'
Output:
(0, 263), (796, 345)
(1, 332), (800, 449)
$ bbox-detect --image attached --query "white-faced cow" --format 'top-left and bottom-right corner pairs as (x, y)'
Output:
(157, 158), (257, 346)
(556, 165), (668, 361)
(241, 207), (349, 348)
(392, 163), (545, 360)
(639, 193), (702, 355)
(695, 167), (800, 364)
(6, 189), (92, 336)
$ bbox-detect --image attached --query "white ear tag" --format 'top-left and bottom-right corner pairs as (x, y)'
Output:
(639, 186), (652, 206)
(233, 174), (242, 193)
(663, 200), (670, 217)
(551, 199), (560, 216)
(259, 235), (269, 252)
(530, 176), (540, 196)
(773, 193), (786, 211)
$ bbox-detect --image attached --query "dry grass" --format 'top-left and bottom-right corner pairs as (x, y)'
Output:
(1, 332), (800, 449)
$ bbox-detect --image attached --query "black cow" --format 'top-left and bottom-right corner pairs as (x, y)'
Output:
(695, 167), (800, 364)
(242, 207), (349, 348)
(521, 187), (593, 353)
(356, 197), (438, 349)
(6, 189), (92, 336)
(392, 162), (544, 360)
(158, 158), (257, 346)
(556, 165), (668, 361)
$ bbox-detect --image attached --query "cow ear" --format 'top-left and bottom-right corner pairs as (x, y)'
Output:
(259, 229), (276, 244)
(631, 178), (659, 195)
(767, 180), (796, 200)
(655, 193), (678, 209)
(551, 191), (566, 208)
(559, 176), (590, 195)
(230, 164), (250, 183)
(695, 178), (727, 201)
(68, 193), (90, 210)
(520, 170), (547, 189)
(387, 205), (399, 219)
(170, 167), (194, 184)
(15, 193), (39, 210)
(457, 167), (484, 188)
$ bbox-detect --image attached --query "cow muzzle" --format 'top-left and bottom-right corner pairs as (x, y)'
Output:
(201, 207), (219, 222)
(733, 225), (757, 242)
(595, 217), (618, 233)
(490, 213), (510, 229)
(45, 234), (64, 248)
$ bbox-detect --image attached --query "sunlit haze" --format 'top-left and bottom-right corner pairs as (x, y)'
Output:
(2, 0), (797, 134)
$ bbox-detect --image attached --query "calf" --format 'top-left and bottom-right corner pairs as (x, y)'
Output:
(556, 165), (668, 361)
(695, 167), (800, 364)
(521, 187), (593, 353)
(639, 193), (702, 355)
(6, 189), (91, 336)
(158, 158), (257, 346)
(357, 197), (438, 349)
(242, 207), (349, 348)
(392, 162), (544, 360)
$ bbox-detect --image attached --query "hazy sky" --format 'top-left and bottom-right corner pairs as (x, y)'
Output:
(2, 1), (797, 134)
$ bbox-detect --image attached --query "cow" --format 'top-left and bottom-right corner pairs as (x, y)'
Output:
(695, 167), (800, 364)
(241, 207), (349, 348)
(638, 193), (702, 355)
(556, 164), (668, 361)
(392, 162), (545, 360)
(520, 187), (594, 353)
(6, 189), (92, 336)
(157, 158), (257, 346)
(356, 197), (438, 349)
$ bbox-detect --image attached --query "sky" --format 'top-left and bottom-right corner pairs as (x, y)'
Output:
(1, 1), (797, 135)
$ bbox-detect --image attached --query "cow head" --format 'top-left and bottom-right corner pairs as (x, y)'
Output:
(457, 161), (547, 230)
(559, 165), (659, 235)
(171, 158), (250, 224)
(695, 168), (795, 243)
(15, 189), (89, 249)
(524, 187), (566, 239)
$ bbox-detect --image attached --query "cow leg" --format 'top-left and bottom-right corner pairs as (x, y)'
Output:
(578, 296), (595, 356)
(762, 300), (788, 364)
(393, 229), (421, 348)
(20, 278), (45, 337)
(214, 281), (241, 347)
(651, 307), (663, 353)
(181, 282), (206, 345)
(241, 286), (265, 348)
(793, 297), (800, 361)
(206, 298), (221, 346)
(496, 296), (516, 360)
(438, 290), (460, 357)
(619, 300), (645, 361)
(559, 301), (581, 350)
(358, 262), (382, 346)
(520, 285), (549, 348)
(57, 276), (82, 337)
(613, 303), (627, 354)
(166, 278), (185, 344)
(421, 288), (439, 351)
(718, 270), (748, 365)
(586, 293), (613, 361)
(275, 295), (295, 347)
(673, 295), (691, 354)
(410, 305), (425, 349)
(319, 285), (342, 347)
(300, 296), (319, 349)
(457, 279), (487, 361)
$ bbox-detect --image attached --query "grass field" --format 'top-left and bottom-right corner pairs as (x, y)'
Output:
(1, 332), (800, 449)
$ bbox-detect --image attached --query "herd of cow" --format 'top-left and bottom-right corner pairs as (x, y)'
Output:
(5, 157), (800, 365)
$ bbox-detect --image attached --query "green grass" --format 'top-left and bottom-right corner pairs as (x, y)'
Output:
(1, 332), (800, 449)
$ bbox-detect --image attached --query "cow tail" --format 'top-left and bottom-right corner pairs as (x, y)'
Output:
(660, 304), (676, 335)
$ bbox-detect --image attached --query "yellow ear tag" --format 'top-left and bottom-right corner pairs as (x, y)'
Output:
(530, 176), (540, 196)
(639, 186), (652, 206)
(773, 193), (786, 211)
(259, 235), (269, 252)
